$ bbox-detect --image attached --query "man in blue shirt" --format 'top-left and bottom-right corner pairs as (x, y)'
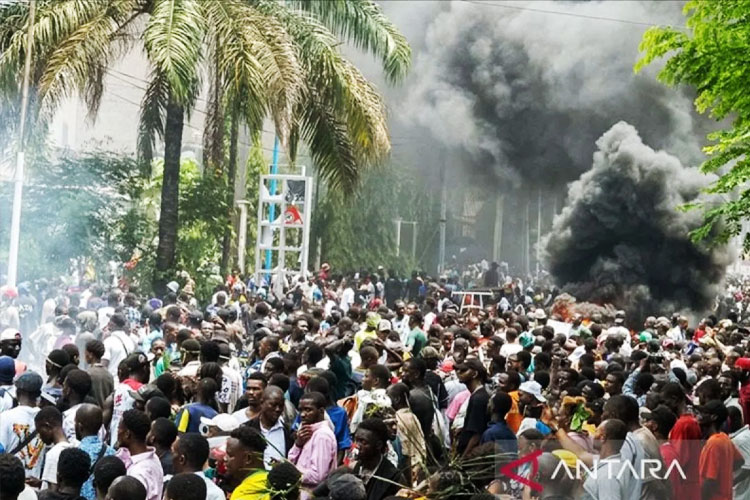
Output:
(75, 404), (115, 500)
(481, 391), (518, 456)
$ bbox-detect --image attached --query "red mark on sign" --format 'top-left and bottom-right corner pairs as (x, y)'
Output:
(499, 449), (543, 492)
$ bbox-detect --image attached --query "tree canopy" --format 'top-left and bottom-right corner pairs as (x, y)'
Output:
(636, 0), (750, 248)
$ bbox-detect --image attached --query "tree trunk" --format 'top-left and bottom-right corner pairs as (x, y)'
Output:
(154, 97), (184, 294)
(220, 108), (240, 277)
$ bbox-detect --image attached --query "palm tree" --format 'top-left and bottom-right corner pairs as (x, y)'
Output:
(0, 0), (410, 291)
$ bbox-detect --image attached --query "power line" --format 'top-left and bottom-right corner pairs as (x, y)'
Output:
(104, 68), (279, 136)
(460, 0), (660, 28)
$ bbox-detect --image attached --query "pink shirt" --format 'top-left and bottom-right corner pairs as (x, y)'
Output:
(115, 447), (164, 500)
(288, 420), (337, 497)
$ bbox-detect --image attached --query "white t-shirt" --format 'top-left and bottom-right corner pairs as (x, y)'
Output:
(340, 288), (355, 312)
(232, 408), (251, 425)
(0, 405), (44, 477)
(219, 366), (243, 413)
(103, 330), (136, 379)
(98, 306), (115, 330)
(110, 381), (139, 447)
(499, 342), (523, 358)
(0, 384), (16, 411)
(196, 471), (225, 500)
(41, 441), (73, 488)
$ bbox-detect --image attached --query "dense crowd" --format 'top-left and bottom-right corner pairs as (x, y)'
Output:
(0, 265), (748, 500)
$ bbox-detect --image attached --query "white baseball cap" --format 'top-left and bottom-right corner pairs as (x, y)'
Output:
(200, 414), (240, 435)
(519, 380), (546, 403)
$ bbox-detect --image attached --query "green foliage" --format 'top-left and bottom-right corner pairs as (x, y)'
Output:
(0, 151), (148, 282)
(636, 0), (750, 249)
(313, 163), (435, 273)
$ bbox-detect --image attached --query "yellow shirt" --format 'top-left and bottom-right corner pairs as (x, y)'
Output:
(230, 470), (270, 500)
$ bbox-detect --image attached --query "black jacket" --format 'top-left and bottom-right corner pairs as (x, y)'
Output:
(352, 458), (405, 500)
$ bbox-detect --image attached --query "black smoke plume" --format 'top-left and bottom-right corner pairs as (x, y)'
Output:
(392, 1), (710, 188)
(542, 121), (732, 320)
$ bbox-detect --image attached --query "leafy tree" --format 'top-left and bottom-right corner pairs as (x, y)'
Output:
(0, 0), (410, 292)
(313, 163), (436, 273)
(636, 1), (750, 247)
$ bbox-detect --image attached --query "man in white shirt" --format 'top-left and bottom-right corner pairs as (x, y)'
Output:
(102, 313), (136, 380)
(171, 433), (225, 500)
(245, 387), (289, 469)
(176, 339), (202, 379)
(0, 371), (45, 478)
(340, 282), (355, 313)
(97, 291), (121, 330)
(582, 419), (640, 500)
(499, 328), (523, 358)
(34, 405), (72, 490)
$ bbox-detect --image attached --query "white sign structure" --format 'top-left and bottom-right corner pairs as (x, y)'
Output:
(254, 172), (312, 298)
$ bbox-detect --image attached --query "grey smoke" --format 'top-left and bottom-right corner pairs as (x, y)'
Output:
(389, 0), (709, 188)
(542, 121), (732, 320)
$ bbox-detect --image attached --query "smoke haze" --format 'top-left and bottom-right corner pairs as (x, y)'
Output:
(542, 121), (732, 320)
(384, 0), (709, 188)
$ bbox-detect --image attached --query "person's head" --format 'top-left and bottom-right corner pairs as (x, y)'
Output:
(386, 383), (410, 410)
(497, 370), (521, 393)
(517, 428), (544, 456)
(46, 349), (70, 378)
(0, 329), (22, 359)
(268, 461), (302, 500)
(401, 357), (427, 387)
(363, 365), (390, 391)
(581, 380), (605, 403)
(200, 341), (221, 364)
(180, 339), (201, 365)
(171, 433), (210, 474)
(299, 391), (327, 425)
(14, 370), (42, 403)
(696, 378), (722, 406)
(104, 476), (146, 500)
(697, 400), (729, 436)
(146, 417), (177, 451)
(259, 335), (280, 358)
(35, 405), (63, 445)
(123, 352), (150, 384)
(224, 426), (266, 486)
(85, 339), (105, 365)
(56, 447), (91, 492)
(165, 473), (206, 500)
(359, 346), (379, 369)
(263, 356), (285, 379)
(0, 453), (25, 500)
(117, 409), (150, 449)
(602, 395), (640, 428)
(491, 391), (513, 420)
(594, 419), (629, 458)
(145, 396), (172, 421)
(603, 371), (625, 396)
(63, 368), (92, 404)
(456, 358), (488, 386)
(93, 456), (128, 500)
(0, 356), (14, 386)
(259, 386), (285, 426)
(354, 418), (390, 461)
(75, 403), (103, 441)
(642, 405), (677, 440)
(718, 372), (737, 401)
(245, 372), (268, 408)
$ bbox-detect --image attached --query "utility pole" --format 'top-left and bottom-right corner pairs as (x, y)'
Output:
(8, 0), (36, 288)
(438, 157), (447, 275)
(536, 187), (542, 276)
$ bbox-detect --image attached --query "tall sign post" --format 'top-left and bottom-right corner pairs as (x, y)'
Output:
(254, 169), (312, 298)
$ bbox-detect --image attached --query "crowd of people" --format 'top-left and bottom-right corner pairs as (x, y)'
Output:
(0, 265), (748, 500)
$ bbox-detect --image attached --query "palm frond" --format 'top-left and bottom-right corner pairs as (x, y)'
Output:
(298, 87), (358, 191)
(143, 0), (204, 107)
(36, 0), (140, 120)
(138, 72), (170, 165)
(202, 37), (225, 172)
(290, 0), (411, 84)
(0, 0), (107, 90)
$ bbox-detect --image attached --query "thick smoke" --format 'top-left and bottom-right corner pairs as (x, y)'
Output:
(392, 1), (708, 187)
(542, 121), (732, 320)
